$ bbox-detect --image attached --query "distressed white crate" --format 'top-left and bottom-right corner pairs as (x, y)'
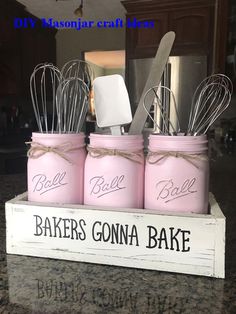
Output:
(5, 192), (225, 278)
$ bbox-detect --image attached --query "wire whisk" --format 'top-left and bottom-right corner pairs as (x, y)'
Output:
(143, 86), (180, 135)
(30, 63), (62, 133)
(30, 60), (92, 133)
(61, 59), (93, 90)
(56, 77), (90, 133)
(187, 74), (233, 135)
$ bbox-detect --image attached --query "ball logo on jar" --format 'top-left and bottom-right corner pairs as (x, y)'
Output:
(89, 175), (126, 198)
(32, 172), (68, 195)
(155, 177), (197, 203)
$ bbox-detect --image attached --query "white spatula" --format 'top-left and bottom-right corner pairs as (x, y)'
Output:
(93, 74), (132, 135)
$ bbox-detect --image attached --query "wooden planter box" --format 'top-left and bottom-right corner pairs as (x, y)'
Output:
(5, 192), (225, 278)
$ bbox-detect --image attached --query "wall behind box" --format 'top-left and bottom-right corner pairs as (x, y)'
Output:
(56, 28), (125, 69)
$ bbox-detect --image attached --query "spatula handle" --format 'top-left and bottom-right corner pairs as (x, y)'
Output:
(111, 125), (122, 135)
(128, 31), (176, 135)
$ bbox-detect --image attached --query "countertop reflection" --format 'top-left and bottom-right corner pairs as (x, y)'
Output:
(0, 155), (236, 313)
(3, 254), (226, 314)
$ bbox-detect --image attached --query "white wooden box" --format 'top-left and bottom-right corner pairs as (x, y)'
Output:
(5, 192), (225, 278)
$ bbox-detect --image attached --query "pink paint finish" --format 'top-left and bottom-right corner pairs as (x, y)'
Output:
(84, 134), (144, 209)
(27, 133), (86, 204)
(145, 134), (209, 214)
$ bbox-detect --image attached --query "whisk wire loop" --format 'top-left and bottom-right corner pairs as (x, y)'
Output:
(143, 85), (180, 135)
(30, 60), (92, 134)
(187, 74), (232, 135)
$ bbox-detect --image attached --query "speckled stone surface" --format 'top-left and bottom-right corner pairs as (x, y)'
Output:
(0, 156), (236, 314)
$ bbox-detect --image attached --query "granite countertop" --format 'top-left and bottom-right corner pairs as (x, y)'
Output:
(0, 155), (236, 314)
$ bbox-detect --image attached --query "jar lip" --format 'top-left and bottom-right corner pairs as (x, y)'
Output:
(32, 132), (85, 138)
(149, 134), (207, 140)
(90, 133), (143, 140)
(148, 135), (208, 145)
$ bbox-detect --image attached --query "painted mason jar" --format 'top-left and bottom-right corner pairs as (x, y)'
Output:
(145, 134), (209, 213)
(27, 132), (86, 204)
(84, 134), (144, 208)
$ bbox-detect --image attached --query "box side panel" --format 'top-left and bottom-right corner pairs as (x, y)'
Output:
(209, 193), (225, 219)
(208, 194), (225, 278)
(5, 201), (224, 278)
(5, 203), (14, 254)
(213, 217), (225, 278)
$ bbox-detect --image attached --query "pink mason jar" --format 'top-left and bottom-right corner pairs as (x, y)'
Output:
(145, 134), (209, 214)
(27, 132), (86, 204)
(84, 134), (144, 208)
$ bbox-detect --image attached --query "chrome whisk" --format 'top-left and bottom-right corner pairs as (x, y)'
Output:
(56, 77), (90, 133)
(187, 74), (233, 135)
(59, 59), (92, 133)
(30, 60), (92, 133)
(61, 59), (93, 90)
(143, 85), (180, 135)
(30, 63), (62, 133)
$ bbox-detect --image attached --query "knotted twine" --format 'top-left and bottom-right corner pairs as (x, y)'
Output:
(146, 151), (208, 169)
(26, 141), (85, 164)
(87, 146), (144, 164)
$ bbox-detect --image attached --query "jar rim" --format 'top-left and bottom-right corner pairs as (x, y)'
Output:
(149, 134), (207, 140)
(32, 132), (85, 138)
(90, 133), (143, 140)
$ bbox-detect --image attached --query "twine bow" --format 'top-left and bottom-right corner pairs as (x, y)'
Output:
(146, 151), (208, 168)
(26, 141), (84, 164)
(87, 146), (144, 164)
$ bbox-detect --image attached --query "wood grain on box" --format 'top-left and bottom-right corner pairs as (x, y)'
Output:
(5, 193), (225, 278)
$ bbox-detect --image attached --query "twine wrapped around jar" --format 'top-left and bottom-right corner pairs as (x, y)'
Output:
(87, 146), (144, 164)
(146, 151), (208, 168)
(26, 141), (85, 164)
